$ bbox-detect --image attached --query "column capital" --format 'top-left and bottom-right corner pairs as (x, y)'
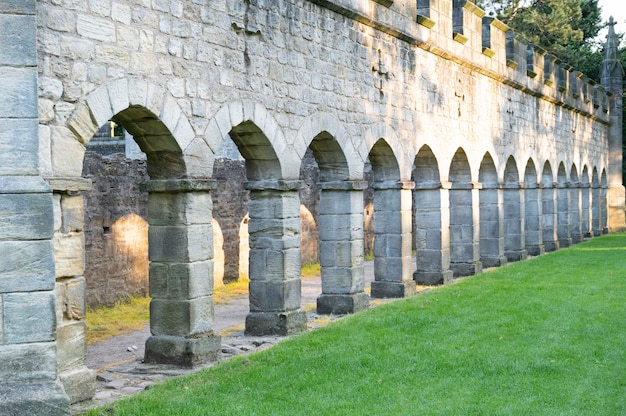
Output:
(142, 178), (216, 193)
(319, 180), (368, 191)
(46, 177), (92, 195)
(244, 179), (303, 191)
(371, 180), (415, 190)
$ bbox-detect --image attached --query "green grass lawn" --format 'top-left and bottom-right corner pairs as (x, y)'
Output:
(84, 234), (626, 415)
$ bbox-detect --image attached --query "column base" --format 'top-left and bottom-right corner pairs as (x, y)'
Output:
(413, 270), (454, 285)
(144, 333), (221, 368)
(525, 244), (545, 257)
(505, 249), (528, 262)
(450, 261), (482, 278)
(571, 233), (583, 244)
(480, 256), (507, 269)
(543, 240), (559, 252)
(317, 292), (369, 314)
(59, 366), (95, 404)
(558, 237), (572, 248)
(245, 310), (307, 336)
(370, 280), (416, 298)
(0, 380), (69, 416)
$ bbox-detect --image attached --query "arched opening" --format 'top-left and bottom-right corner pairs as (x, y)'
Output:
(412, 145), (452, 285)
(569, 165), (582, 243)
(524, 159), (544, 256)
(448, 148), (481, 276)
(478, 153), (505, 268)
(503, 156), (527, 262)
(556, 163), (571, 247)
(369, 139), (416, 297)
(306, 132), (368, 313)
(227, 120), (306, 336)
(591, 168), (601, 236)
(541, 161), (558, 252)
(581, 166), (591, 238)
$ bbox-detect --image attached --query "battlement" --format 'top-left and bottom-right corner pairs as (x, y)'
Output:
(311, 0), (609, 118)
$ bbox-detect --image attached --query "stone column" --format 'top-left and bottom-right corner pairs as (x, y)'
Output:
(600, 183), (609, 234)
(569, 184), (583, 244)
(503, 183), (528, 262)
(413, 182), (453, 285)
(449, 182), (482, 276)
(144, 179), (221, 367)
(49, 178), (96, 404)
(591, 183), (601, 236)
(0, 178), (70, 414)
(524, 184), (545, 256)
(479, 184), (507, 268)
(541, 184), (559, 252)
(317, 181), (369, 314)
(557, 182), (572, 248)
(581, 183), (591, 238)
(371, 180), (417, 298)
(0, 2), (70, 413)
(244, 180), (307, 336)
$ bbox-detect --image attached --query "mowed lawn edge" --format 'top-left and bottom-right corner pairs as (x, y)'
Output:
(84, 233), (626, 416)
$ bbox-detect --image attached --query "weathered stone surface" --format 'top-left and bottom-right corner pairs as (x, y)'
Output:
(0, 0), (35, 14)
(56, 321), (87, 372)
(59, 366), (96, 404)
(149, 296), (214, 337)
(0, 240), (55, 293)
(316, 292), (369, 315)
(0, 68), (37, 118)
(0, 342), (57, 381)
(245, 310), (307, 336)
(4, 292), (56, 344)
(0, 15), (36, 66)
(0, 381), (69, 416)
(0, 192), (54, 239)
(144, 333), (221, 367)
(53, 232), (85, 278)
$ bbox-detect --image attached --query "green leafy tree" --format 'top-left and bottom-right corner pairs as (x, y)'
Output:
(474, 0), (603, 76)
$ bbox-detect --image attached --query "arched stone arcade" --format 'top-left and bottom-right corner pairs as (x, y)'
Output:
(2, 1), (623, 413)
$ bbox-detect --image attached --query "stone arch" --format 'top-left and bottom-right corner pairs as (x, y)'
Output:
(65, 78), (203, 179)
(53, 78), (216, 401)
(524, 159), (543, 256)
(478, 152), (505, 268)
(503, 156), (527, 262)
(303, 126), (369, 313)
(448, 148), (480, 276)
(203, 101), (297, 179)
(541, 161), (558, 252)
(294, 112), (364, 179)
(413, 145), (452, 285)
(361, 124), (410, 179)
(368, 138), (416, 297)
(569, 164), (582, 243)
(204, 103), (306, 336)
(591, 167), (601, 236)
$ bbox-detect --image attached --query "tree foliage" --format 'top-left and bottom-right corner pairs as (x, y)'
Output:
(474, 0), (604, 78)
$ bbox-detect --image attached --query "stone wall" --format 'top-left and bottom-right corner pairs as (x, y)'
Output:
(82, 151), (149, 309)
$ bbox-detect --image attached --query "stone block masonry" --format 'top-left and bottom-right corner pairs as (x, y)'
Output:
(0, 0), (622, 412)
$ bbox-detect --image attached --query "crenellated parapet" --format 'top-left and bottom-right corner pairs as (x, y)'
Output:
(311, 0), (610, 119)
